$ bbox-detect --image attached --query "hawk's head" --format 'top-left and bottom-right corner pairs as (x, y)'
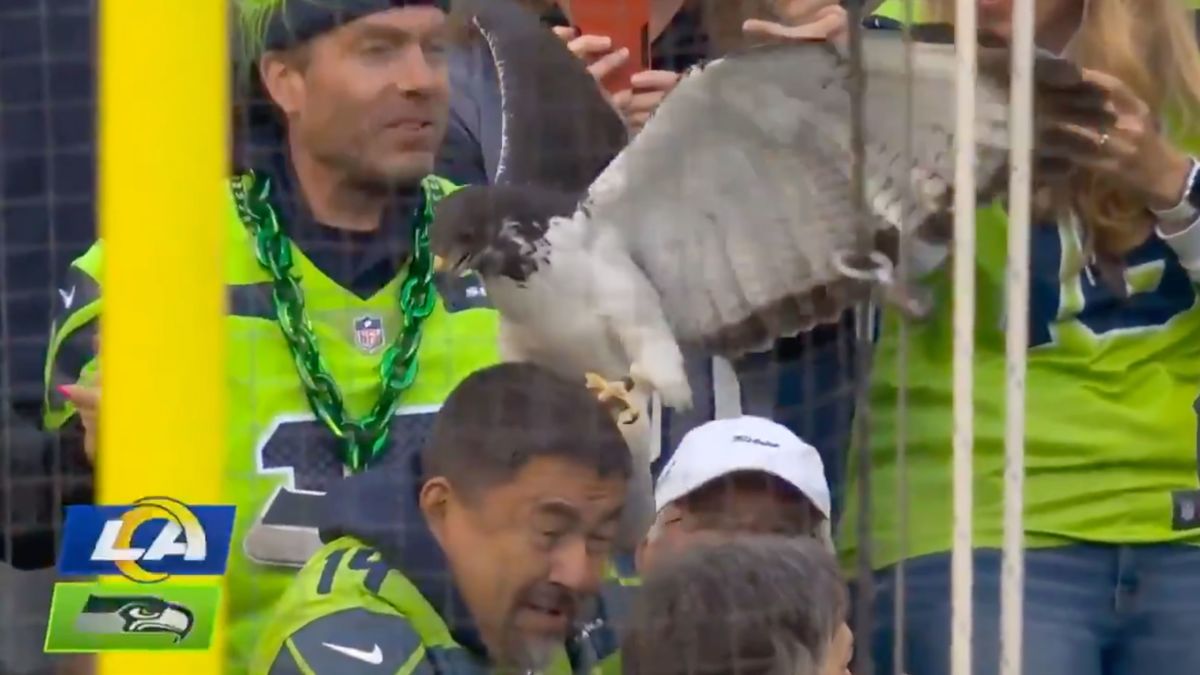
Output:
(74, 594), (195, 644)
(431, 185), (504, 277)
(430, 184), (578, 281)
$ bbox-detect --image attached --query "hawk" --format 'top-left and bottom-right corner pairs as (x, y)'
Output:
(431, 0), (1111, 520)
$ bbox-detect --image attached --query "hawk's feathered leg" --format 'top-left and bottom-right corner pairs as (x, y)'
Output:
(587, 227), (693, 410)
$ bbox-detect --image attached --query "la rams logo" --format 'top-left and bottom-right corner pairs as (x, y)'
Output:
(58, 497), (235, 582)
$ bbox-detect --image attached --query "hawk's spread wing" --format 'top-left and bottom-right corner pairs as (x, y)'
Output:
(582, 36), (1098, 356)
(465, 1), (1106, 359)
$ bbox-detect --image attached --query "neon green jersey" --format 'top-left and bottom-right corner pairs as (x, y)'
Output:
(253, 536), (623, 675)
(42, 175), (501, 672)
(840, 131), (1200, 571)
(251, 536), (480, 675)
(253, 439), (629, 675)
(870, 0), (927, 23)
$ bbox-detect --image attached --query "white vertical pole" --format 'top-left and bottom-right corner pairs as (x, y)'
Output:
(893, 2), (918, 674)
(951, 0), (978, 673)
(1002, 0), (1035, 671)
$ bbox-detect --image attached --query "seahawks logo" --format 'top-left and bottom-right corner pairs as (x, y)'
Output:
(434, 271), (491, 313)
(73, 595), (195, 643)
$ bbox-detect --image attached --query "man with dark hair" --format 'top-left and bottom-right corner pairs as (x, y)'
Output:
(252, 362), (632, 675)
(623, 536), (853, 675)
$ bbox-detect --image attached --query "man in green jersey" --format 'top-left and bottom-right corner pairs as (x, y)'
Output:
(44, 0), (499, 670)
(253, 363), (630, 675)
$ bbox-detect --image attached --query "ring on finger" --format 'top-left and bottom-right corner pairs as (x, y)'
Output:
(1097, 132), (1111, 149)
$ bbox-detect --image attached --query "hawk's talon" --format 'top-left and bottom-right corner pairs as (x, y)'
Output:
(884, 281), (934, 320)
(585, 372), (640, 426)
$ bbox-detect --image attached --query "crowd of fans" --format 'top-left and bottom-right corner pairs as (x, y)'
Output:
(3, 1), (1200, 675)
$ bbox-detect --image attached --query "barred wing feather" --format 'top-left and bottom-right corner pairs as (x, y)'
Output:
(582, 37), (1014, 357)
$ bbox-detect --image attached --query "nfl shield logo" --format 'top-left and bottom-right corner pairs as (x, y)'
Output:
(353, 315), (386, 354)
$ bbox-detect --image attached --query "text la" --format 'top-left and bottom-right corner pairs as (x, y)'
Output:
(91, 520), (202, 562)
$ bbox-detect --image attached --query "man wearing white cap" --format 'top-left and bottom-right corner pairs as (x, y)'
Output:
(577, 416), (844, 675)
(637, 414), (834, 572)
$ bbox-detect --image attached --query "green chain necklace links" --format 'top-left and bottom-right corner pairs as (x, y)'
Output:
(231, 170), (444, 472)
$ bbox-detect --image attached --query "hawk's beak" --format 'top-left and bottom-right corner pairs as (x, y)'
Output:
(435, 254), (480, 278)
(156, 606), (195, 643)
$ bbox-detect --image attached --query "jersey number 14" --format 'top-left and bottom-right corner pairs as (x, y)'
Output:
(244, 406), (439, 567)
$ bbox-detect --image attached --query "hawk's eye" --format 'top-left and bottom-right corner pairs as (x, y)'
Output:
(127, 606), (157, 619)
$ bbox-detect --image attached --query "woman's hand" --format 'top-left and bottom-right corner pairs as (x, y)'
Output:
(618, 70), (682, 134)
(744, 0), (849, 44)
(551, 26), (679, 136)
(1043, 69), (1193, 222)
(62, 381), (99, 464)
(550, 27), (631, 84)
(58, 335), (100, 464)
(556, 0), (849, 136)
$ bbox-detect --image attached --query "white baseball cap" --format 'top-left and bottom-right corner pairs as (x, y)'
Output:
(654, 416), (831, 519)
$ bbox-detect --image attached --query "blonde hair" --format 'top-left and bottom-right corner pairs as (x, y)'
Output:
(925, 0), (1200, 257)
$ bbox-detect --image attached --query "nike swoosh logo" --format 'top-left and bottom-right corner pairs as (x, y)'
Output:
(322, 642), (383, 665)
(59, 286), (76, 309)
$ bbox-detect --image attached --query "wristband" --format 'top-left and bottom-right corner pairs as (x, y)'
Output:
(1151, 157), (1200, 224)
(1158, 210), (1200, 282)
